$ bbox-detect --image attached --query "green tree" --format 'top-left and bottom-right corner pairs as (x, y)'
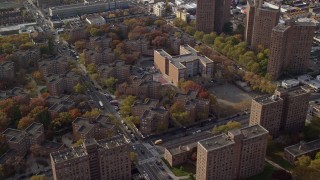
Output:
(212, 121), (241, 134)
(202, 32), (217, 45)
(73, 83), (85, 94)
(104, 77), (118, 92)
(72, 139), (83, 147)
(130, 152), (138, 163)
(30, 175), (46, 180)
(295, 155), (311, 167)
(89, 27), (103, 37)
(120, 96), (136, 117)
(87, 63), (97, 74)
(185, 26), (196, 36)
(309, 159), (320, 170)
(193, 31), (205, 41)
(82, 108), (101, 118)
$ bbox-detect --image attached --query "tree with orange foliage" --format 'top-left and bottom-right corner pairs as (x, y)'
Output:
(128, 26), (148, 40)
(17, 116), (35, 129)
(180, 80), (202, 93)
(30, 97), (45, 107)
(32, 71), (43, 82)
(68, 108), (82, 120)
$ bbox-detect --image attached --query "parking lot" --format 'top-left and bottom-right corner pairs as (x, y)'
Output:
(208, 83), (256, 117)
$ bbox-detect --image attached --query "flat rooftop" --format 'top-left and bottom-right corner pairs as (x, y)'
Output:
(155, 45), (213, 70)
(25, 123), (43, 137)
(254, 95), (282, 104)
(162, 131), (213, 151)
(273, 24), (291, 32)
(240, 124), (268, 139)
(97, 135), (129, 149)
(285, 139), (320, 157)
(51, 146), (88, 163)
(2, 128), (24, 143)
(198, 133), (235, 151)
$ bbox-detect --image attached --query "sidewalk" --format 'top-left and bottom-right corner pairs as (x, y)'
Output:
(265, 158), (291, 174)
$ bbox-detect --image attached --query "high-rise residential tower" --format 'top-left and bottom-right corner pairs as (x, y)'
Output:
(250, 87), (310, 137)
(249, 95), (283, 137)
(267, 21), (315, 79)
(196, 124), (269, 180)
(196, 0), (231, 34)
(245, 0), (280, 50)
(50, 135), (131, 180)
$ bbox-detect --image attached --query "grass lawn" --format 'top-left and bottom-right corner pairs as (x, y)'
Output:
(162, 158), (195, 177)
(267, 151), (294, 170)
(247, 163), (276, 180)
(171, 166), (191, 177)
(267, 144), (294, 170)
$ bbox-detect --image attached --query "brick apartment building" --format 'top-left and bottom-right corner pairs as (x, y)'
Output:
(45, 71), (81, 96)
(97, 61), (130, 82)
(88, 36), (111, 53)
(174, 90), (210, 122)
(45, 95), (76, 117)
(274, 87), (310, 133)
(154, 45), (214, 86)
(72, 115), (117, 141)
(35, 0), (61, 8)
(125, 38), (153, 56)
(196, 124), (269, 180)
(2, 123), (45, 156)
(117, 75), (162, 99)
(196, 0), (230, 34)
(0, 87), (29, 100)
(38, 56), (70, 77)
(250, 87), (310, 137)
(12, 48), (41, 70)
(0, 61), (14, 80)
(164, 131), (213, 166)
(167, 35), (196, 55)
(50, 135), (131, 180)
(83, 48), (115, 65)
(267, 21), (315, 79)
(131, 99), (169, 135)
(245, 0), (280, 50)
(69, 25), (88, 43)
(284, 139), (320, 165)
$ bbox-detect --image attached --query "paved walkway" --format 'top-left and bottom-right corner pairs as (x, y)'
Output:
(265, 158), (291, 174)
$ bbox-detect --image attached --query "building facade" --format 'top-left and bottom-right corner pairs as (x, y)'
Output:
(196, 125), (268, 180)
(72, 115), (116, 141)
(2, 123), (45, 156)
(250, 87), (310, 137)
(251, 5), (280, 50)
(50, 135), (131, 180)
(284, 139), (320, 165)
(97, 61), (130, 82)
(0, 61), (14, 80)
(116, 75), (162, 99)
(154, 45), (214, 86)
(49, 0), (129, 18)
(274, 87), (310, 133)
(267, 21), (315, 79)
(38, 56), (69, 77)
(196, 0), (230, 34)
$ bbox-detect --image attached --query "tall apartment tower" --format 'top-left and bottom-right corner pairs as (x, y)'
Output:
(50, 135), (131, 180)
(275, 87), (310, 133)
(196, 0), (231, 34)
(244, 0), (256, 44)
(196, 124), (269, 180)
(249, 95), (283, 137)
(250, 87), (310, 137)
(267, 21), (315, 79)
(245, 0), (280, 50)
